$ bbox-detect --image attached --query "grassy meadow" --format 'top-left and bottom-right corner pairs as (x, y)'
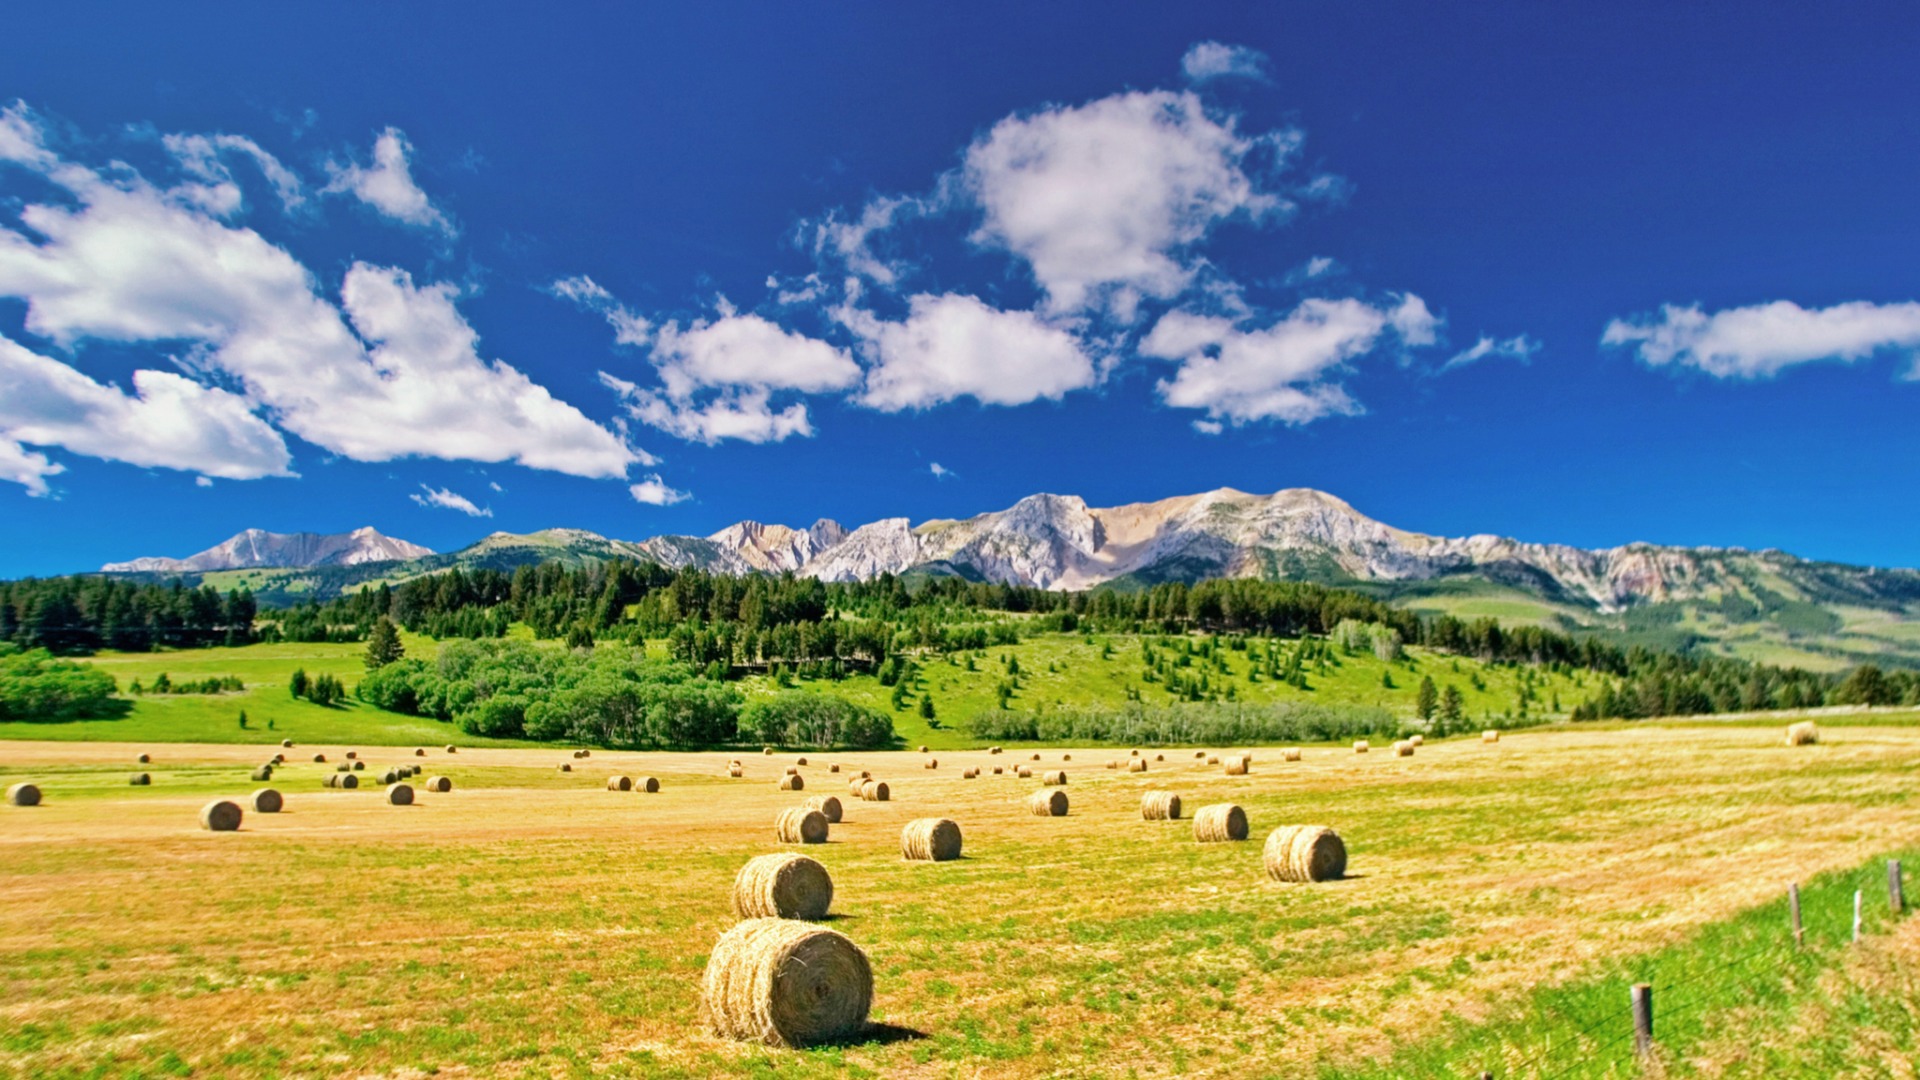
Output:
(0, 629), (1594, 751)
(3, 723), (1919, 1077)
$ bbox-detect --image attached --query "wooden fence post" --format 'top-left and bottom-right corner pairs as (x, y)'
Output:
(1631, 982), (1654, 1058)
(1892, 860), (1906, 915)
(1789, 883), (1802, 948)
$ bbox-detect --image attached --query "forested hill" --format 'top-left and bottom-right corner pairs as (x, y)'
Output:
(5, 559), (1917, 721)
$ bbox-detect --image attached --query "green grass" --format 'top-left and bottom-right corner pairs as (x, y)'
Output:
(1329, 847), (1920, 1078)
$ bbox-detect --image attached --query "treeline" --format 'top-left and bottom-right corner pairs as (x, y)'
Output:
(127, 673), (244, 695)
(964, 700), (1419, 746)
(355, 639), (895, 750)
(1, 576), (259, 654)
(1572, 658), (1920, 719)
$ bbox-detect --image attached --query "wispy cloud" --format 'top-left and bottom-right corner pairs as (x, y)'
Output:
(410, 483), (491, 517)
(1181, 42), (1270, 83)
(629, 474), (691, 506)
(1603, 300), (1920, 379)
(1443, 334), (1540, 372)
(929, 461), (954, 479)
(324, 127), (456, 235)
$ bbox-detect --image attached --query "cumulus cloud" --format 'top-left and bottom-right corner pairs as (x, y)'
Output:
(550, 274), (652, 345)
(841, 292), (1097, 411)
(0, 334), (292, 486)
(603, 376), (814, 445)
(1602, 300), (1920, 379)
(0, 438), (62, 497)
(1140, 295), (1436, 424)
(325, 127), (455, 234)
(629, 474), (691, 506)
(162, 132), (305, 214)
(0, 106), (637, 484)
(1181, 42), (1270, 83)
(1443, 333), (1540, 371)
(410, 483), (491, 517)
(960, 89), (1296, 317)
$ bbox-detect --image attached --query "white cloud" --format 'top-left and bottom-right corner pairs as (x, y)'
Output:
(1181, 42), (1270, 83)
(550, 274), (652, 345)
(325, 127), (455, 234)
(0, 111), (638, 482)
(1602, 300), (1920, 379)
(0, 334), (292, 485)
(961, 89), (1295, 316)
(196, 476), (214, 488)
(649, 312), (860, 399)
(629, 474), (690, 506)
(1192, 419), (1225, 435)
(411, 483), (491, 517)
(842, 292), (1097, 411)
(489, 481), (503, 492)
(1141, 295), (1435, 424)
(808, 195), (924, 287)
(929, 461), (953, 479)
(605, 378), (814, 445)
(0, 437), (62, 497)
(162, 132), (305, 214)
(1443, 333), (1540, 371)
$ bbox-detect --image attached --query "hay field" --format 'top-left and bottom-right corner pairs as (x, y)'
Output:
(4, 725), (1919, 1077)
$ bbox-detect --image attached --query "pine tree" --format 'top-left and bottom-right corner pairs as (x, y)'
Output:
(1416, 676), (1438, 721)
(364, 617), (405, 670)
(1439, 684), (1466, 726)
(290, 667), (309, 700)
(918, 695), (936, 720)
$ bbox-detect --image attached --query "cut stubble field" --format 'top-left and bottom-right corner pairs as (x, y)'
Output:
(3, 726), (1919, 1078)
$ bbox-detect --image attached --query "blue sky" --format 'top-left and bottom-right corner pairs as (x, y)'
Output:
(2, 2), (1917, 577)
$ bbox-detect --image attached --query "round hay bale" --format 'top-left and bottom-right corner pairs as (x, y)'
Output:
(990, 746), (1002, 755)
(637, 776), (660, 793)
(1263, 825), (1347, 882)
(924, 758), (938, 770)
(784, 765), (800, 776)
(271, 754), (285, 764)
(579, 750), (591, 758)
(1042, 770), (1067, 786)
(775, 807), (829, 844)
(728, 765), (744, 778)
(1206, 755), (1220, 765)
(803, 795), (843, 823)
(335, 763), (351, 773)
(1105, 760), (1119, 770)
(379, 769), (401, 784)
(780, 774), (806, 792)
(445, 745), (457, 753)
(858, 770), (871, 779)
(351, 761), (364, 771)
(135, 752), (150, 764)
(6, 783), (41, 807)
(559, 763), (572, 772)
(901, 818), (962, 861)
(387, 783), (414, 806)
(1155, 753), (1165, 762)
(847, 776), (866, 794)
(1482, 729), (1499, 743)
(424, 776), (451, 793)
(1282, 748), (1303, 762)
(1062, 753), (1071, 761)
(1027, 789), (1068, 817)
(323, 774), (338, 789)
(1141, 791), (1182, 820)
(828, 763), (840, 773)
(1409, 734), (1425, 747)
(1193, 803), (1249, 843)
(339, 774), (359, 790)
(963, 767), (978, 778)
(1031, 752), (1042, 761)
(1393, 740), (1414, 758)
(1223, 756), (1249, 776)
(1786, 721), (1819, 746)
(795, 756), (808, 767)
(345, 751), (357, 760)
(250, 766), (274, 782)
(129, 772), (151, 786)
(1194, 750), (1206, 759)
(763, 747), (775, 756)
(250, 788), (283, 813)
(312, 753), (327, 763)
(702, 918), (871, 1047)
(860, 780), (889, 802)
(1016, 765), (1033, 779)
(1128, 758), (1148, 773)
(731, 853), (832, 920)
(919, 745), (929, 753)
(991, 766), (1003, 775)
(1130, 749), (1140, 757)
(1353, 740), (1370, 754)
(414, 748), (426, 757)
(281, 739), (293, 748)
(199, 800), (242, 831)
(607, 775), (632, 791)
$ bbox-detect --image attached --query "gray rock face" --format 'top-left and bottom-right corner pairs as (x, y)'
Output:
(104, 527), (432, 573)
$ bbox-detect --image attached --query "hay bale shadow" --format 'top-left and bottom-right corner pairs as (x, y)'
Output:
(850, 1022), (929, 1047)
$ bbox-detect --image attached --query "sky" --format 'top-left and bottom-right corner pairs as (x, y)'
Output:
(2, 2), (1918, 577)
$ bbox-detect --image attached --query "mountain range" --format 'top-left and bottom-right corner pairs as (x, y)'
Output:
(97, 488), (1920, 671)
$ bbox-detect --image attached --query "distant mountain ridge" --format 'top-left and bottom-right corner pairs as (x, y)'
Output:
(102, 527), (432, 573)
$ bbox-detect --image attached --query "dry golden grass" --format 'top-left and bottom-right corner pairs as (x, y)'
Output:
(2, 727), (1919, 1077)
